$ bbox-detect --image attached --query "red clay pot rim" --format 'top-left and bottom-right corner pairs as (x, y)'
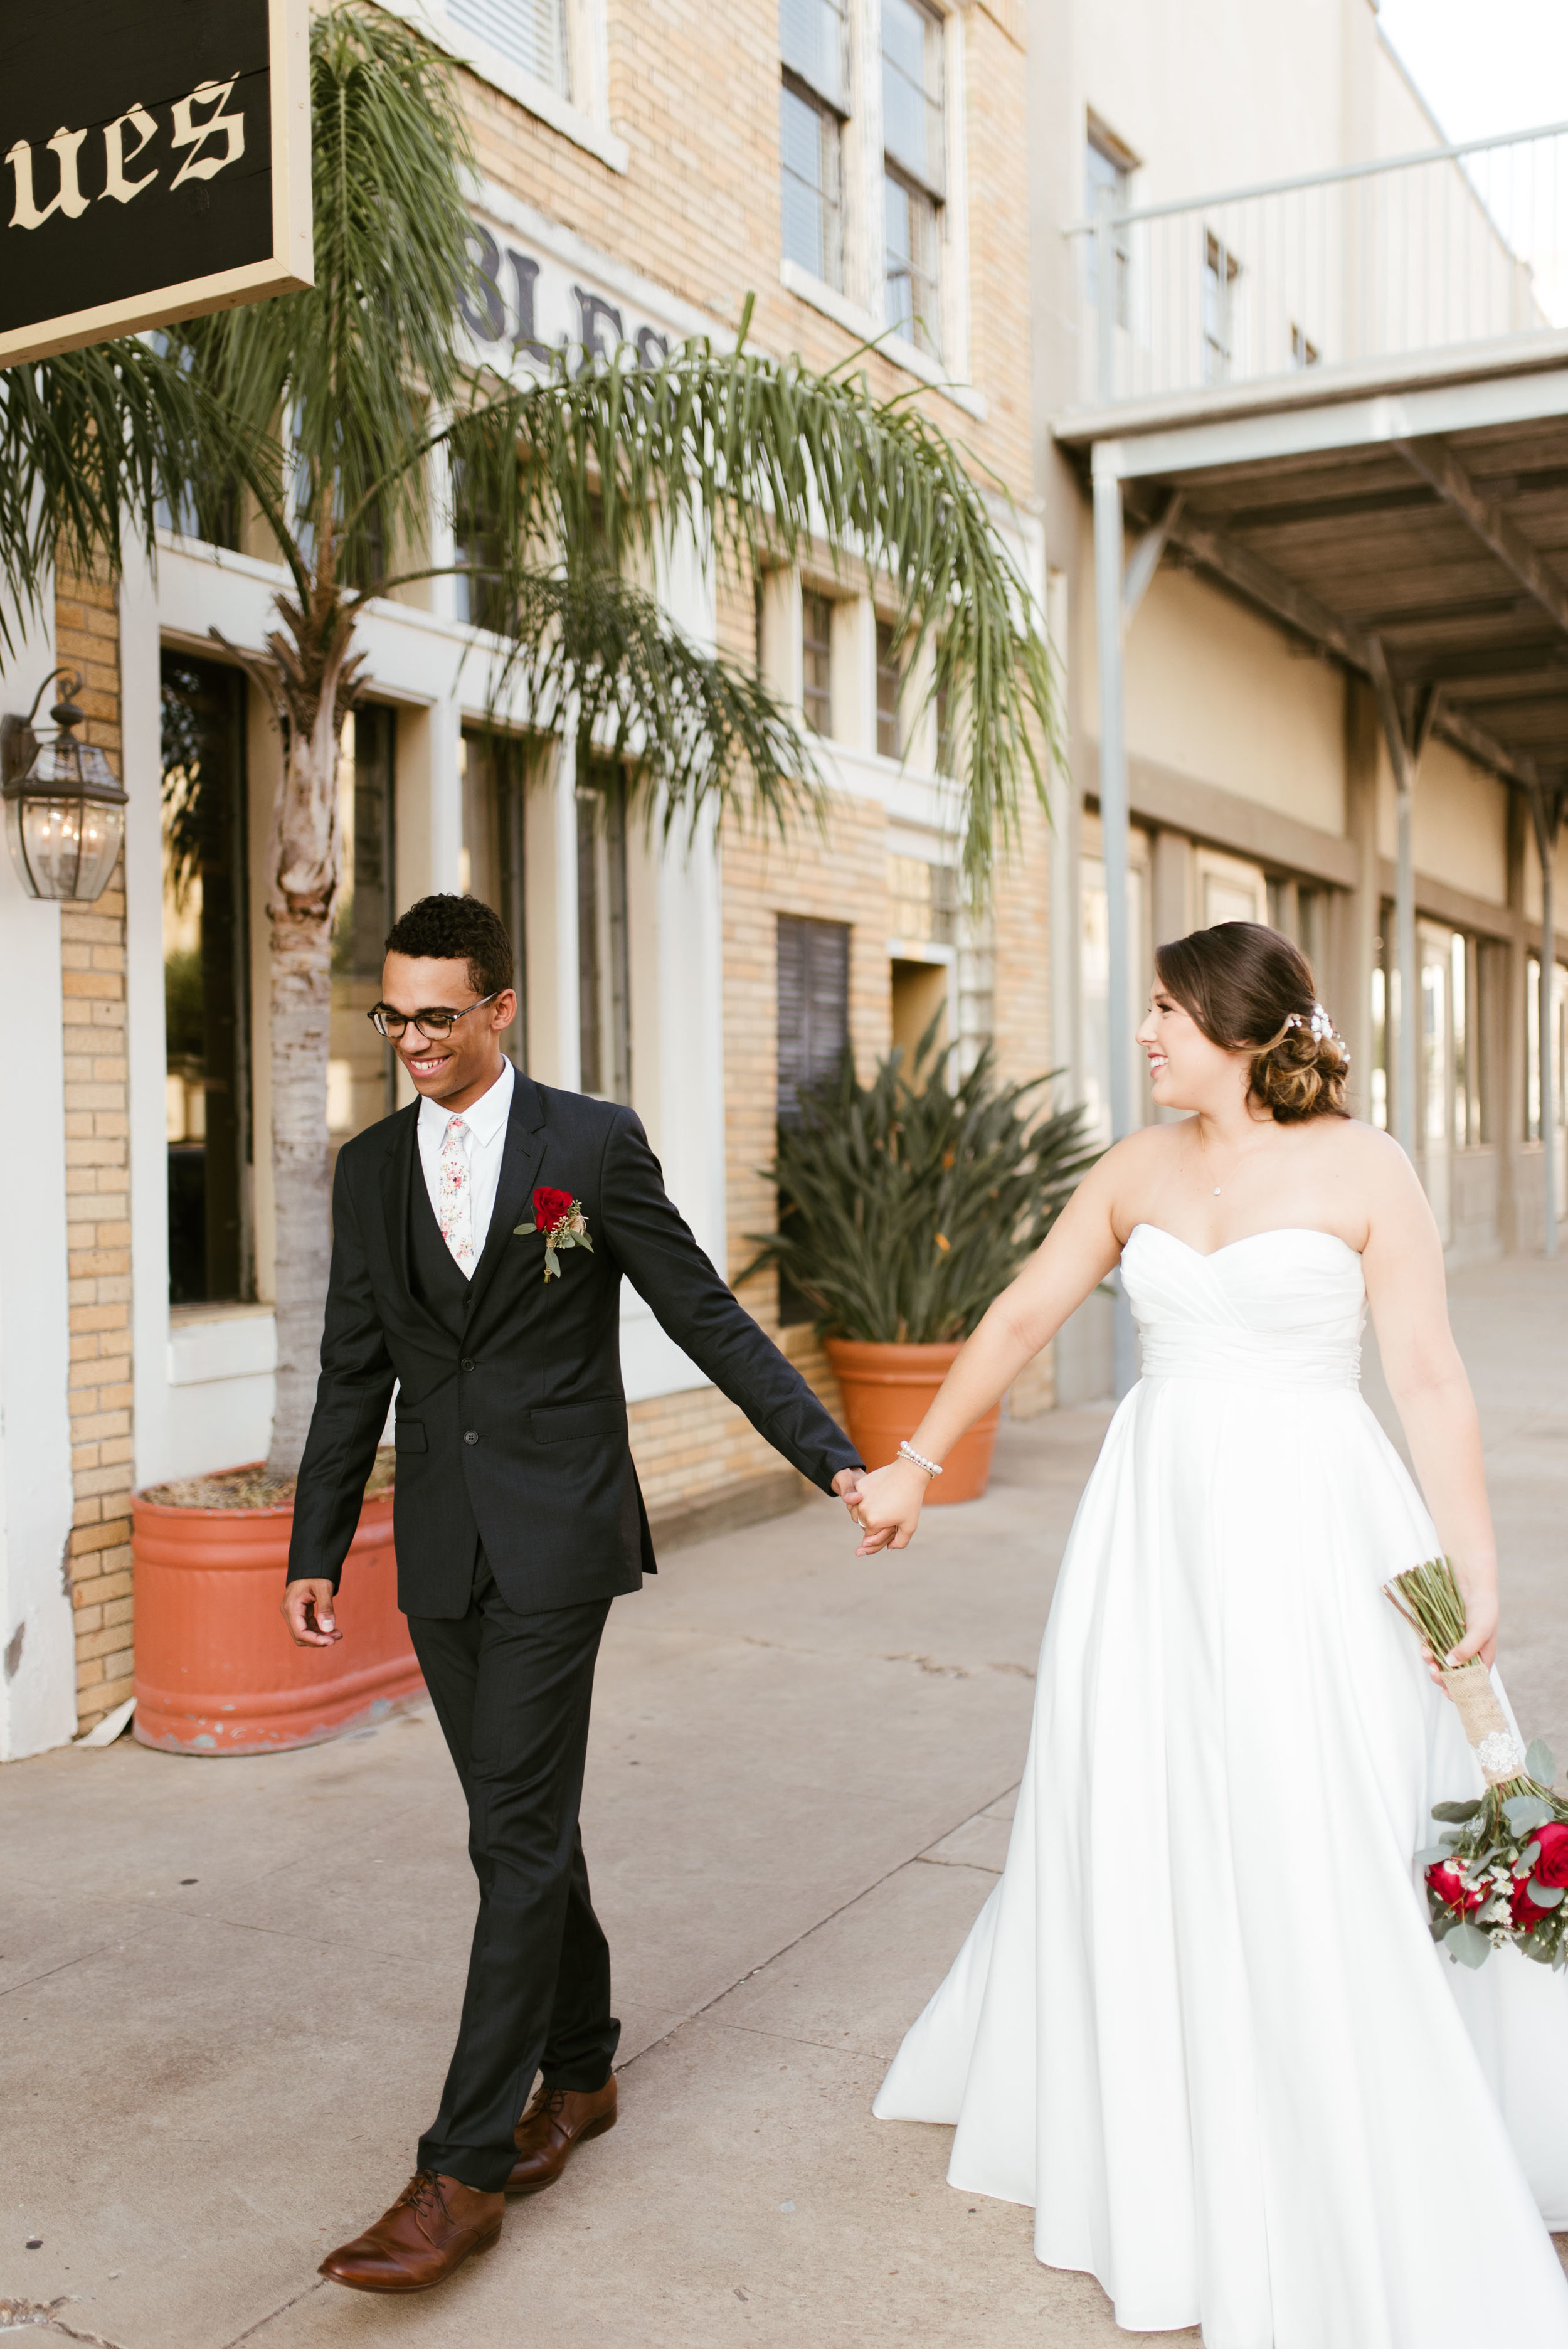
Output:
(824, 1337), (966, 1361)
(133, 1480), (395, 1522)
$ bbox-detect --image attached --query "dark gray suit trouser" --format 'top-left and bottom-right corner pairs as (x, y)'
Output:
(408, 1552), (619, 2192)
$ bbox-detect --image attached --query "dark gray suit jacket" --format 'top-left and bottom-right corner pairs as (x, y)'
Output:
(287, 1066), (861, 1615)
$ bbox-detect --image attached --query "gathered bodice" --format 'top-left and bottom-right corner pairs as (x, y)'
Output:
(1121, 1222), (1366, 1389)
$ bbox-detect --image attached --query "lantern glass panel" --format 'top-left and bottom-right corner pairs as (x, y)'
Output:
(6, 789), (125, 901)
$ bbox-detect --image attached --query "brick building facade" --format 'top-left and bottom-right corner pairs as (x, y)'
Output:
(0, 0), (1054, 1749)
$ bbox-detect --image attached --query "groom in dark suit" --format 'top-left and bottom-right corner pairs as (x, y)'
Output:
(283, 893), (862, 2293)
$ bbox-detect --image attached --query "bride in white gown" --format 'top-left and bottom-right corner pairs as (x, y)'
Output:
(847, 921), (1568, 2348)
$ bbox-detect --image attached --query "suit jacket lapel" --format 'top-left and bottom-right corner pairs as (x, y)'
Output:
(379, 1098), (423, 1305)
(464, 1064), (548, 1325)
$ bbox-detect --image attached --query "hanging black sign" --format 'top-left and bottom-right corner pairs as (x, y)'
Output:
(0, 0), (310, 367)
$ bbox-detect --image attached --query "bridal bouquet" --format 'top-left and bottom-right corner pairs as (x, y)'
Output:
(1385, 1557), (1568, 1971)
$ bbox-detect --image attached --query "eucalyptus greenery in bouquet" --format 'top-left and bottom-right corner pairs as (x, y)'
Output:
(744, 1015), (1099, 1344)
(1385, 1556), (1568, 1970)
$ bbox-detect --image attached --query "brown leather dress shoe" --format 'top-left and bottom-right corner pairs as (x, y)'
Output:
(319, 2170), (504, 2293)
(506, 2075), (618, 2195)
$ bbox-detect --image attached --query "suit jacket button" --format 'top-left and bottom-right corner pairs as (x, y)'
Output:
(464, 1429), (479, 1445)
(461, 1358), (476, 1372)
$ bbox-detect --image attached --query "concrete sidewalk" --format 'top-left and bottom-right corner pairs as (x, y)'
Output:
(4, 1255), (1566, 2349)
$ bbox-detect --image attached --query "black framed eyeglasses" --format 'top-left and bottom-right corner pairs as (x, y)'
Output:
(368, 993), (499, 1043)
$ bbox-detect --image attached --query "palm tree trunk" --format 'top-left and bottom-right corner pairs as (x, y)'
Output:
(268, 886), (336, 1473)
(222, 571), (366, 1475)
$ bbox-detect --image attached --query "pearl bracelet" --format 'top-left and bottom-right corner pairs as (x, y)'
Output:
(898, 1439), (944, 1480)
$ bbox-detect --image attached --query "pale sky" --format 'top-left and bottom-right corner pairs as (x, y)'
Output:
(1378, 0), (1568, 142)
(1378, 0), (1568, 322)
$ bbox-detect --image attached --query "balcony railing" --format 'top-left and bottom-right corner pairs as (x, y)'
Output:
(1067, 120), (1568, 411)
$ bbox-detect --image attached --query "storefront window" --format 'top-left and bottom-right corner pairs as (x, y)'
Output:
(1525, 955), (1568, 1143)
(459, 728), (529, 1065)
(328, 704), (397, 1155)
(161, 655), (251, 1306)
(577, 761), (630, 1101)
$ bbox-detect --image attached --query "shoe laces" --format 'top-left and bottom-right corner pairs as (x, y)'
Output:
(395, 2170), (447, 2219)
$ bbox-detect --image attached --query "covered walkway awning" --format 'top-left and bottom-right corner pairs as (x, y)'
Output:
(1056, 125), (1568, 1285)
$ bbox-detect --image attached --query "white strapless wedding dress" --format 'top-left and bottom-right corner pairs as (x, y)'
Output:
(874, 1224), (1568, 2347)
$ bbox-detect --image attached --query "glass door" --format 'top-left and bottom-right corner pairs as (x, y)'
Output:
(161, 653), (251, 1305)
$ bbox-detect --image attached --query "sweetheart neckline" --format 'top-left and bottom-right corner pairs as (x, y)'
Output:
(1126, 1222), (1363, 1265)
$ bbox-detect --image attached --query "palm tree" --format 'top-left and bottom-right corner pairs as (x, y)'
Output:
(1, 4), (1056, 1475)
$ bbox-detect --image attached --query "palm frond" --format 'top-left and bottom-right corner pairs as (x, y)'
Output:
(482, 563), (824, 842)
(450, 338), (1057, 891)
(166, 3), (479, 585)
(0, 339), (231, 646)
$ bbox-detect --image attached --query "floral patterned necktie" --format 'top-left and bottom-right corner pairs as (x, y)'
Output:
(437, 1116), (475, 1274)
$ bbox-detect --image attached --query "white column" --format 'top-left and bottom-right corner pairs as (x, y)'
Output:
(1532, 788), (1559, 1259)
(1394, 772), (1417, 1159)
(1092, 445), (1137, 1397)
(0, 616), (78, 1759)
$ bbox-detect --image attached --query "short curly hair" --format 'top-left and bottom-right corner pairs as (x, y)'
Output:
(384, 894), (514, 999)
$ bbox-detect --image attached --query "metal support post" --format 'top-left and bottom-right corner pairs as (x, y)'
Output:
(1530, 784), (1562, 1257)
(1368, 641), (1434, 1162)
(1093, 447), (1137, 1396)
(1394, 774), (1417, 1159)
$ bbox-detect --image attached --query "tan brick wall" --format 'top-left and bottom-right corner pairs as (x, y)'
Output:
(56, 571), (134, 1732)
(466, 0), (1032, 497)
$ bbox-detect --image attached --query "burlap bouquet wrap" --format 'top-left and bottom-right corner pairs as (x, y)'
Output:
(1438, 1658), (1527, 1786)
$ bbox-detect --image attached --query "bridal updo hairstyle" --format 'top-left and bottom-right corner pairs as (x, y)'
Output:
(1153, 921), (1350, 1123)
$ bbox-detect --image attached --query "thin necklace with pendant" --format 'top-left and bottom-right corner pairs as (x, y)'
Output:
(1198, 1123), (1222, 1196)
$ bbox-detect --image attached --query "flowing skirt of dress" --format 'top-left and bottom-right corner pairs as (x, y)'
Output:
(873, 1227), (1568, 2349)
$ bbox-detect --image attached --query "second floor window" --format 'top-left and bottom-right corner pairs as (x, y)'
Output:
(802, 590), (834, 734)
(780, 0), (849, 289)
(1085, 124), (1133, 330)
(876, 618), (904, 757)
(882, 0), (945, 355)
(448, 0), (569, 91)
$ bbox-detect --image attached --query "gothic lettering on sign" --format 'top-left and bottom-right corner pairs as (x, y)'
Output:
(459, 215), (687, 379)
(6, 80), (250, 233)
(0, 0), (307, 366)
(574, 286), (623, 365)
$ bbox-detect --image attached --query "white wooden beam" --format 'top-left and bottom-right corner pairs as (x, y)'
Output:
(1123, 492), (1185, 621)
(1395, 435), (1568, 644)
(1073, 364), (1568, 482)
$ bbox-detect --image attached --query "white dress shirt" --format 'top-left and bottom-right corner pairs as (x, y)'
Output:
(416, 1056), (515, 1276)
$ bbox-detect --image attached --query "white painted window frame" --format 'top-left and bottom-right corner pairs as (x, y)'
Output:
(375, 0), (627, 174)
(778, 0), (977, 412)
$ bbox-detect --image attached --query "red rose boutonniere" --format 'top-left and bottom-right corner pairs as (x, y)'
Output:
(514, 1185), (593, 1282)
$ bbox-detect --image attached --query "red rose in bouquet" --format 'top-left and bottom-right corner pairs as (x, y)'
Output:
(1511, 1878), (1555, 1931)
(1427, 1859), (1485, 1916)
(1531, 1821), (1568, 1888)
(532, 1187), (575, 1235)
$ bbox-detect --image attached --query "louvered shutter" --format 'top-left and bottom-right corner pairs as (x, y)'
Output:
(777, 915), (849, 1124)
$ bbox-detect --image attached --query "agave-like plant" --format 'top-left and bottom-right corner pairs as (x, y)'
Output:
(744, 1020), (1100, 1345)
(0, 4), (1056, 1470)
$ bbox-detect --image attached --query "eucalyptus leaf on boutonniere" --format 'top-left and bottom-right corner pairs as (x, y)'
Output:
(515, 1185), (593, 1281)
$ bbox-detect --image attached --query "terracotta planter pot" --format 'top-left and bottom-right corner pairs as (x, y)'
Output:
(132, 1482), (422, 1755)
(825, 1337), (999, 1504)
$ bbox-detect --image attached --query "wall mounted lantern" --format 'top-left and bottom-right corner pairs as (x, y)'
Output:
(1, 667), (128, 903)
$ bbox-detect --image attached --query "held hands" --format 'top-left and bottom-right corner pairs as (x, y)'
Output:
(835, 1458), (932, 1556)
(282, 1577), (343, 1647)
(1428, 1575), (1499, 1683)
